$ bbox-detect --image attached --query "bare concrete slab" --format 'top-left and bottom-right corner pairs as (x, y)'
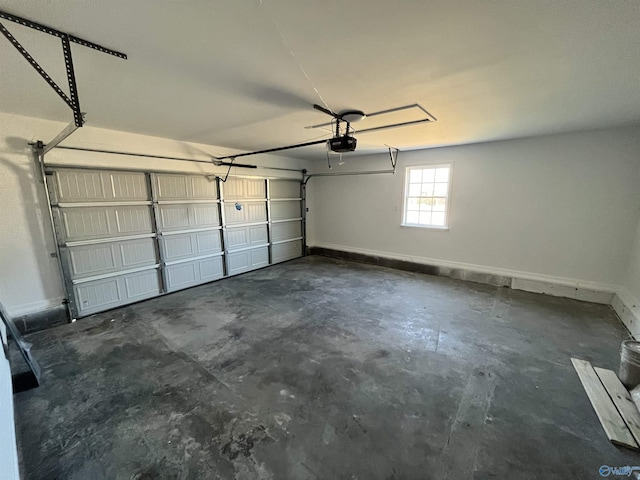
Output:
(13, 256), (638, 479)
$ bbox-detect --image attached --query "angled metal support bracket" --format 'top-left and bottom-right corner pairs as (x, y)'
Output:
(42, 119), (83, 155)
(0, 9), (127, 127)
(60, 33), (82, 127)
(303, 148), (400, 185)
(218, 157), (236, 183)
(387, 146), (400, 172)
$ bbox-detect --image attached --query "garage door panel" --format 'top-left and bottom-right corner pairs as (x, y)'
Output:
(190, 176), (219, 199)
(227, 246), (269, 276)
(155, 174), (219, 200)
(223, 178), (265, 200)
(270, 180), (300, 199)
(200, 256), (224, 280)
(272, 240), (303, 264)
(60, 208), (110, 240)
(159, 204), (220, 232)
(55, 170), (106, 202)
(54, 170), (148, 202)
(196, 230), (222, 254)
(193, 204), (220, 227)
(161, 231), (222, 261)
(271, 221), (302, 242)
(156, 175), (188, 199)
(119, 239), (158, 268)
(67, 244), (116, 277)
(155, 174), (224, 293)
(226, 225), (268, 251)
(110, 172), (149, 200)
(166, 262), (197, 290)
(271, 201), (301, 221)
(115, 206), (154, 233)
(166, 256), (224, 291)
(66, 238), (157, 279)
(159, 204), (191, 230)
(162, 234), (193, 260)
(59, 205), (154, 242)
(75, 277), (121, 314)
(251, 247), (269, 268)
(74, 269), (161, 316)
(224, 202), (266, 225)
(244, 180), (266, 199)
(125, 270), (162, 298)
(227, 250), (251, 276)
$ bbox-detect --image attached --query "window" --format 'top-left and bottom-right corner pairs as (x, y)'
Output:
(402, 164), (452, 228)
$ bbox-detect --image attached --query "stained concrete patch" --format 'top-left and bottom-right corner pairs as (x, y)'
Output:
(322, 423), (336, 445)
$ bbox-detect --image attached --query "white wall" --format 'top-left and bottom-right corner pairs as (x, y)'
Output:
(307, 127), (640, 291)
(624, 220), (640, 300)
(0, 114), (65, 316)
(617, 215), (640, 335)
(0, 112), (311, 317)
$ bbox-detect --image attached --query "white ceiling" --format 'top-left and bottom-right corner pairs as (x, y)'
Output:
(0, 0), (639, 159)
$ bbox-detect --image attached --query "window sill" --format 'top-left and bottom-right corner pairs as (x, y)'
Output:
(401, 224), (449, 231)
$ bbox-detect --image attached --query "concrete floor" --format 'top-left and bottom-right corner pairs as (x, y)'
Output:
(14, 255), (638, 479)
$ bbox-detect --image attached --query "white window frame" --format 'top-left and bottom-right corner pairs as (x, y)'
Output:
(401, 163), (453, 229)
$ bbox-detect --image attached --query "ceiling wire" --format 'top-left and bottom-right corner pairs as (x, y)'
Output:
(258, 0), (332, 112)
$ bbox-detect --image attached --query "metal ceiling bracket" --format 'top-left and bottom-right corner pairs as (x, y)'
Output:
(387, 146), (399, 172)
(0, 22), (74, 109)
(0, 10), (127, 58)
(219, 157), (236, 183)
(0, 9), (127, 127)
(60, 34), (82, 127)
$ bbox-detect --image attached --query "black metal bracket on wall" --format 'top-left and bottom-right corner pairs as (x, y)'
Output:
(388, 146), (399, 170)
(0, 9), (127, 127)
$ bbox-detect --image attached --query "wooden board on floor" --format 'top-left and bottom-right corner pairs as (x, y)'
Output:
(594, 367), (640, 446)
(571, 358), (638, 449)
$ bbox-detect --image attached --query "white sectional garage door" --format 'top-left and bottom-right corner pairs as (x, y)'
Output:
(221, 177), (270, 276)
(153, 173), (224, 292)
(50, 169), (161, 318)
(48, 168), (303, 319)
(269, 180), (303, 264)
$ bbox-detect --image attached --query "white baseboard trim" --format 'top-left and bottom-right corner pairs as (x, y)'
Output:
(612, 289), (640, 338)
(312, 242), (618, 304)
(510, 278), (614, 304)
